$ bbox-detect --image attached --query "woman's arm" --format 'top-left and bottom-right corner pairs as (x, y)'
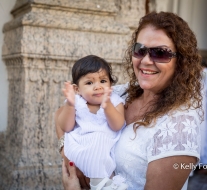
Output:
(55, 106), (65, 139)
(55, 106), (65, 157)
(144, 155), (197, 190)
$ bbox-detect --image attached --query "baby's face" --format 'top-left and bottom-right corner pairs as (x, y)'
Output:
(76, 69), (111, 105)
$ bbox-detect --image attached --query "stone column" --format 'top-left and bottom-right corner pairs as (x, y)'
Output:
(114, 0), (145, 30)
(0, 0), (133, 189)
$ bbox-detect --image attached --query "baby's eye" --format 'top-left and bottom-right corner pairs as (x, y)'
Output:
(100, 80), (107, 83)
(86, 82), (92, 85)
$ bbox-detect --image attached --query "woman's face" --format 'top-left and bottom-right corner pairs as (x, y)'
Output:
(132, 26), (177, 94)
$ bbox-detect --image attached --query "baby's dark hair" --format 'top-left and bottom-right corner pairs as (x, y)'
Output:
(72, 55), (117, 85)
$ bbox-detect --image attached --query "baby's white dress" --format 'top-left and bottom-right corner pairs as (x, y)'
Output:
(64, 92), (125, 178)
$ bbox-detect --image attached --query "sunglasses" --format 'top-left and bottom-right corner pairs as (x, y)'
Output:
(132, 43), (177, 63)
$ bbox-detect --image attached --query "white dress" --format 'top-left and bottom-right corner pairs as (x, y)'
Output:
(113, 84), (201, 190)
(64, 92), (125, 178)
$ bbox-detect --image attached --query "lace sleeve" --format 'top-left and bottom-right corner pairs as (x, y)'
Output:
(112, 83), (129, 98)
(147, 110), (201, 163)
(110, 92), (125, 106)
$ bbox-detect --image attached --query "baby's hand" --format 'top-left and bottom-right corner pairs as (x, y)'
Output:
(101, 87), (112, 109)
(62, 81), (76, 107)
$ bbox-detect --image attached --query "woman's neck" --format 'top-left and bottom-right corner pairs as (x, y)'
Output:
(125, 91), (158, 125)
(140, 90), (158, 105)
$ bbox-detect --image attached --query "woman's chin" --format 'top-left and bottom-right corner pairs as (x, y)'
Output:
(139, 84), (153, 91)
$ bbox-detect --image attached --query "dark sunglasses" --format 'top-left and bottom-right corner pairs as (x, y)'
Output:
(132, 43), (177, 63)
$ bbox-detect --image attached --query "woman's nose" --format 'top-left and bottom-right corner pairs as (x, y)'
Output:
(141, 53), (154, 64)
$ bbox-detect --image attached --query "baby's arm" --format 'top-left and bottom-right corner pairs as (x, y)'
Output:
(57, 81), (76, 132)
(101, 87), (125, 131)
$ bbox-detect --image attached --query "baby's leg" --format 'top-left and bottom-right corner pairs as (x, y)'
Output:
(90, 171), (114, 184)
(90, 178), (105, 186)
(90, 178), (111, 190)
(90, 172), (128, 190)
(90, 172), (114, 189)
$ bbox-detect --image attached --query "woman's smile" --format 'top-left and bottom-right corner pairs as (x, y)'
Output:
(139, 68), (159, 75)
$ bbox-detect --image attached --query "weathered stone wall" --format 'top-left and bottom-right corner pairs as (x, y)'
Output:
(0, 0), (147, 189)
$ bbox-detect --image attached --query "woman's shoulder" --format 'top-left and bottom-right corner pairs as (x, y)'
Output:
(110, 92), (125, 106)
(154, 106), (202, 130)
(147, 107), (201, 163)
(168, 106), (202, 123)
(112, 83), (129, 97)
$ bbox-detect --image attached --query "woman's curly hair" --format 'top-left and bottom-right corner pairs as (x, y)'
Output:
(124, 11), (203, 130)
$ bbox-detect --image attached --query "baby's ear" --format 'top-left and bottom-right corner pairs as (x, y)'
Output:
(73, 84), (79, 94)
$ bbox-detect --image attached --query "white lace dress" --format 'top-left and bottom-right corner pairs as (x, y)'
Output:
(113, 84), (201, 190)
(64, 93), (125, 178)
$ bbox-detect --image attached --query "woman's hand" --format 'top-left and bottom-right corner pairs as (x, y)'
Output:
(76, 168), (90, 190)
(62, 160), (81, 190)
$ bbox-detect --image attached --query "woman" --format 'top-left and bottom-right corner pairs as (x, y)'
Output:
(56, 11), (203, 190)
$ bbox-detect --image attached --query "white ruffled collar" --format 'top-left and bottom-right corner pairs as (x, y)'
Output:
(75, 95), (103, 114)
